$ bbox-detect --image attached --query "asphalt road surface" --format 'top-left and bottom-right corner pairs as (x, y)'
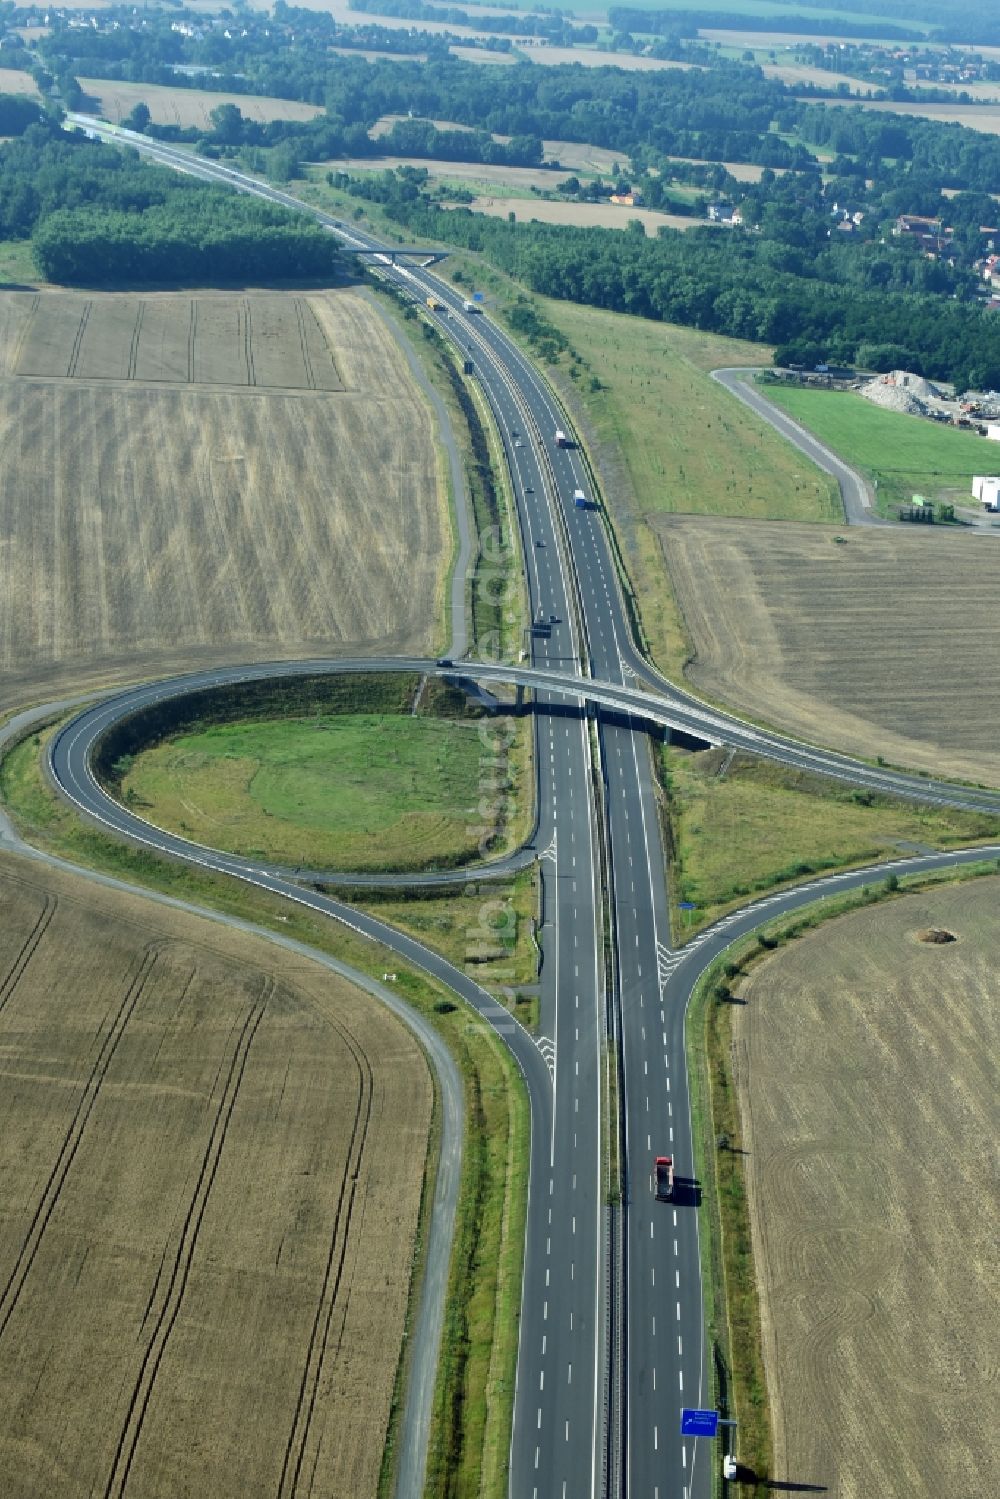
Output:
(710, 367), (881, 525)
(48, 117), (1000, 1498)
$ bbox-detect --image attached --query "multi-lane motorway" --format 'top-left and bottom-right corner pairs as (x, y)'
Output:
(47, 117), (1000, 1498)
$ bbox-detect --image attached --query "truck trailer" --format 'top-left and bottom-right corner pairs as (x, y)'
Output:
(555, 429), (572, 448)
(573, 489), (588, 509)
(654, 1155), (674, 1201)
(463, 299), (482, 313)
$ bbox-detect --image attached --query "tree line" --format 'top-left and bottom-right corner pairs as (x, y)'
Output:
(344, 169), (1000, 390)
(0, 117), (338, 286)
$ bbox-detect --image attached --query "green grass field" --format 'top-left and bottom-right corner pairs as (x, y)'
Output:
(122, 713), (529, 872)
(0, 238), (38, 285)
(663, 747), (1000, 937)
(541, 298), (841, 523)
(764, 385), (1000, 512)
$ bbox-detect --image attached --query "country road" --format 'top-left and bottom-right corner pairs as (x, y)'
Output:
(710, 366), (883, 525)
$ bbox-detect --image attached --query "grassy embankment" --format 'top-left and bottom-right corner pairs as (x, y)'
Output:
(764, 383), (1000, 514)
(365, 277), (526, 661)
(510, 295), (841, 683)
(121, 686), (533, 874)
(685, 855), (1000, 1485)
(0, 724), (528, 1499)
(0, 238), (39, 284)
(659, 746), (1000, 939)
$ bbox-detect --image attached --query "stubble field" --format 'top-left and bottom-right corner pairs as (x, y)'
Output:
(0, 850), (431, 1498)
(733, 878), (999, 1498)
(465, 197), (708, 232)
(658, 516), (1000, 785)
(79, 77), (324, 128)
(0, 289), (449, 709)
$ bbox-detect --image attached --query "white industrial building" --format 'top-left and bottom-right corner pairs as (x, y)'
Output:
(972, 475), (1000, 508)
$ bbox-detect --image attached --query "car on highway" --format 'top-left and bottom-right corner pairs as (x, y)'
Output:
(436, 657), (454, 667)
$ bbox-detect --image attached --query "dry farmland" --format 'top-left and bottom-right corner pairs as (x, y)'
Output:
(658, 517), (1000, 785)
(79, 77), (323, 128)
(0, 289), (449, 709)
(733, 879), (999, 1498)
(465, 198), (708, 233)
(0, 850), (431, 1499)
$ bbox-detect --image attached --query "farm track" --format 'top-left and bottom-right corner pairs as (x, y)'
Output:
(103, 981), (270, 1499)
(278, 1008), (375, 1499)
(0, 892), (55, 1015)
(126, 302), (143, 383)
(294, 299), (316, 391)
(65, 299), (91, 379)
(0, 944), (162, 1343)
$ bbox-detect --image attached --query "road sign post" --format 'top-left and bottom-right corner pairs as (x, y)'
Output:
(680, 1408), (719, 1438)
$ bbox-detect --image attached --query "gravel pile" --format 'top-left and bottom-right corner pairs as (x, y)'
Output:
(859, 369), (945, 416)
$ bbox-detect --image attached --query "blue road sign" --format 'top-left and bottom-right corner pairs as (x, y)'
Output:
(472, 291), (485, 301)
(681, 1408), (719, 1438)
(678, 901), (697, 910)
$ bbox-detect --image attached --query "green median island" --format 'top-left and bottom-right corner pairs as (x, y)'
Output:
(112, 675), (531, 874)
(663, 746), (1000, 937)
(763, 382), (1000, 514)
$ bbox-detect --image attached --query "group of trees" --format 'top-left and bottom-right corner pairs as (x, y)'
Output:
(33, 199), (337, 284)
(27, 5), (1000, 198)
(0, 117), (338, 286)
(344, 169), (1000, 390)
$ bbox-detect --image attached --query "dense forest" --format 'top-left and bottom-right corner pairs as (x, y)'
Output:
(342, 169), (1000, 390)
(0, 119), (338, 285)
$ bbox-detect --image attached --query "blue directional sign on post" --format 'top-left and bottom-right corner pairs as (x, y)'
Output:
(681, 1408), (719, 1438)
(473, 291), (485, 301)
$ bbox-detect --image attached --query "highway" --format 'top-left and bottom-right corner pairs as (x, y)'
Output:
(46, 116), (1000, 1499)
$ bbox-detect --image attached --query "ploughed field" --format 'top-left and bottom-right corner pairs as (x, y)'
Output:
(659, 516), (1000, 786)
(0, 851), (431, 1498)
(0, 289), (448, 708)
(733, 879), (999, 1499)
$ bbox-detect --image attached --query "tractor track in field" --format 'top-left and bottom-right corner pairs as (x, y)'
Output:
(278, 1011), (376, 1498)
(0, 892), (56, 1015)
(0, 944), (162, 1343)
(103, 979), (271, 1499)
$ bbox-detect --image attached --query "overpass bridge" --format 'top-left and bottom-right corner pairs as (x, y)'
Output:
(351, 245), (449, 265)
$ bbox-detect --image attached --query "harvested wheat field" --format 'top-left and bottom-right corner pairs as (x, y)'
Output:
(80, 77), (323, 128)
(0, 849), (431, 1498)
(466, 197), (708, 233)
(733, 878), (999, 1498)
(0, 288), (449, 709)
(659, 516), (1000, 784)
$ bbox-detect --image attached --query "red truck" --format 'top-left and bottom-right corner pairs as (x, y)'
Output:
(654, 1155), (674, 1201)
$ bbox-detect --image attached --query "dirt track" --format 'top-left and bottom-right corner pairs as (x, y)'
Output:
(0, 849), (431, 1498)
